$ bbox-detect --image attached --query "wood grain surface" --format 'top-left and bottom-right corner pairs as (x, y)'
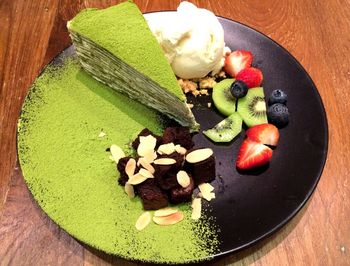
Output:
(0, 0), (349, 265)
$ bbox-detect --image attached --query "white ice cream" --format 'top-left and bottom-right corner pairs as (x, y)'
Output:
(146, 2), (227, 79)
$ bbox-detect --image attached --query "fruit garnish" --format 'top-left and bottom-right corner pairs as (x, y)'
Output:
(246, 123), (280, 146)
(236, 138), (273, 170)
(230, 80), (248, 112)
(236, 67), (263, 88)
(267, 103), (289, 128)
(268, 89), (288, 105)
(237, 87), (268, 127)
(203, 112), (242, 142)
(212, 79), (236, 116)
(230, 80), (248, 98)
(224, 50), (253, 77)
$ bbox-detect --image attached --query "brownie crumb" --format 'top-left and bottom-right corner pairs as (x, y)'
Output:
(136, 179), (168, 210)
(162, 127), (194, 150)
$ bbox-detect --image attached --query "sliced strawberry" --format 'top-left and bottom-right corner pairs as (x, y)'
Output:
(236, 67), (263, 88)
(224, 50), (253, 77)
(236, 138), (273, 170)
(246, 123), (279, 146)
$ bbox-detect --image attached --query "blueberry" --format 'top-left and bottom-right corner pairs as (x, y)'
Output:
(267, 103), (289, 128)
(230, 80), (248, 99)
(268, 89), (288, 105)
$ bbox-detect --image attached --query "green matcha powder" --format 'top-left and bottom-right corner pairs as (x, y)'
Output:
(17, 57), (219, 263)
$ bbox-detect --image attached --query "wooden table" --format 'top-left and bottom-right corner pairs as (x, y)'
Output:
(1, 0), (349, 265)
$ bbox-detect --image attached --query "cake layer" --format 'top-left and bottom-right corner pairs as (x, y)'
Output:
(69, 31), (198, 129)
(68, 1), (199, 130)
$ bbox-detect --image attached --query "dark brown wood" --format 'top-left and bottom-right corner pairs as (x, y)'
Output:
(1, 0), (350, 265)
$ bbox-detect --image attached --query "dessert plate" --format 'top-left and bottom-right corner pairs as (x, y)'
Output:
(17, 12), (328, 264)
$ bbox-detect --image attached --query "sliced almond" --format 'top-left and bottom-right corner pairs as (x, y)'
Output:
(128, 173), (148, 185)
(208, 192), (216, 200)
(137, 158), (155, 174)
(191, 198), (202, 220)
(186, 148), (213, 164)
(124, 183), (135, 198)
(98, 131), (106, 138)
(176, 170), (190, 188)
(139, 168), (154, 178)
(157, 143), (176, 155)
(154, 207), (178, 217)
(110, 144), (125, 163)
(137, 135), (157, 157)
(175, 144), (187, 155)
(143, 150), (157, 163)
(125, 158), (136, 178)
(198, 183), (215, 201)
(135, 211), (151, 231)
(153, 158), (176, 165)
(153, 211), (184, 225)
(197, 191), (215, 201)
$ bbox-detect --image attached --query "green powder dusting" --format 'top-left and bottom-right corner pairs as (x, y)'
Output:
(17, 58), (219, 263)
(68, 1), (185, 101)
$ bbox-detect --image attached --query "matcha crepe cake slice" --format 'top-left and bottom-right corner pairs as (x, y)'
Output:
(68, 1), (199, 131)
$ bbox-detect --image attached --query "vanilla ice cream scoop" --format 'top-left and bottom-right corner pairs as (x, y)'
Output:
(146, 2), (226, 79)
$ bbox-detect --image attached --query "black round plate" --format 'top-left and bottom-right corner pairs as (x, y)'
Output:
(189, 16), (328, 256)
(20, 13), (328, 263)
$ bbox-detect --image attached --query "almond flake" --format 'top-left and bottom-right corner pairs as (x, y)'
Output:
(128, 173), (148, 185)
(175, 144), (187, 155)
(139, 168), (154, 178)
(110, 144), (125, 163)
(153, 158), (176, 165)
(176, 170), (190, 188)
(135, 211), (151, 231)
(157, 143), (176, 155)
(98, 131), (106, 138)
(186, 148), (213, 164)
(154, 207), (178, 217)
(143, 150), (157, 163)
(191, 198), (202, 220)
(153, 211), (184, 225)
(124, 183), (135, 198)
(208, 192), (216, 200)
(198, 183), (215, 201)
(197, 191), (215, 201)
(137, 135), (157, 157)
(125, 158), (136, 178)
(137, 158), (155, 174)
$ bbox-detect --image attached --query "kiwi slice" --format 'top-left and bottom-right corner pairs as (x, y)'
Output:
(237, 87), (268, 127)
(203, 112), (242, 142)
(212, 79), (236, 116)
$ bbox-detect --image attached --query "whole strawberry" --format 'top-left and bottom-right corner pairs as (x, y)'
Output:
(236, 67), (263, 88)
(224, 50), (253, 77)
